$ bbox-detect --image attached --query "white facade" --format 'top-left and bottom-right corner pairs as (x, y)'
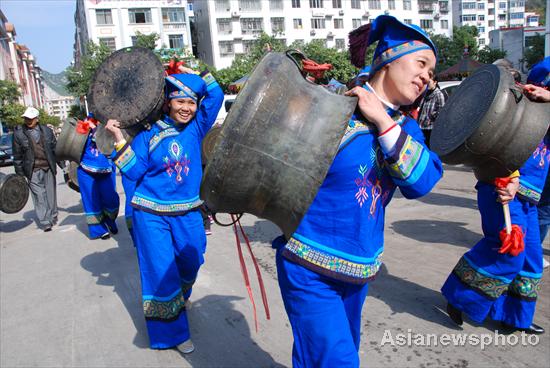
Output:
(74, 0), (193, 63)
(489, 26), (545, 73)
(452, 0), (527, 47)
(194, 0), (453, 70)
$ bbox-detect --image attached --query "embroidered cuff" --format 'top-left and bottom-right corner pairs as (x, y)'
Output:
(114, 144), (136, 172)
(378, 125), (402, 154)
(385, 131), (427, 183)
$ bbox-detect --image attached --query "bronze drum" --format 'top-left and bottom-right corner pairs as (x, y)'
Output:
(431, 64), (550, 182)
(200, 51), (357, 238)
(0, 173), (29, 214)
(55, 118), (87, 163)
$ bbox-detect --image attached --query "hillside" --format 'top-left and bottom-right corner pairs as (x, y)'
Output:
(42, 70), (71, 96)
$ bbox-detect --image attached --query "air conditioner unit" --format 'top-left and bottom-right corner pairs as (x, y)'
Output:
(434, 12), (440, 19)
(339, 10), (344, 16)
(362, 11), (370, 18)
(327, 31), (334, 37)
(310, 30), (316, 35)
(231, 11), (240, 17)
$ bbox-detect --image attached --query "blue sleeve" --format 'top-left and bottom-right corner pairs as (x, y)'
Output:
(193, 70), (224, 139)
(113, 129), (151, 182)
(384, 119), (443, 199)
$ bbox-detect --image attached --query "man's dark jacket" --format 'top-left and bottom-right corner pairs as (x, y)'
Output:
(12, 124), (59, 180)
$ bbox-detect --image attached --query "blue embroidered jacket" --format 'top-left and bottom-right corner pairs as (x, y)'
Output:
(281, 110), (443, 284)
(508, 133), (549, 205)
(80, 130), (114, 174)
(114, 72), (223, 215)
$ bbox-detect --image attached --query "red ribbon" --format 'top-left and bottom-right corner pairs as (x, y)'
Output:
(166, 59), (185, 76)
(302, 59), (332, 80)
(76, 120), (91, 134)
(498, 225), (525, 256)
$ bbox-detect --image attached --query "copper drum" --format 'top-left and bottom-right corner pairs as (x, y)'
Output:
(431, 64), (550, 182)
(66, 161), (80, 193)
(55, 117), (88, 163)
(0, 173), (29, 214)
(200, 52), (357, 238)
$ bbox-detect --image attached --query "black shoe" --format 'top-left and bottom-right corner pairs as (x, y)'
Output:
(502, 322), (545, 335)
(43, 226), (52, 232)
(100, 232), (111, 240)
(446, 302), (463, 326)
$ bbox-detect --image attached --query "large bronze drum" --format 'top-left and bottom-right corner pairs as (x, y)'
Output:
(88, 47), (165, 128)
(201, 52), (357, 238)
(0, 173), (29, 214)
(431, 64), (550, 182)
(55, 117), (87, 163)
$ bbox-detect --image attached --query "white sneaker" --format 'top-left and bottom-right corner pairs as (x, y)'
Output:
(543, 258), (550, 269)
(177, 339), (195, 354)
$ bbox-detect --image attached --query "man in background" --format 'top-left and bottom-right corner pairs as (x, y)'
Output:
(417, 77), (446, 147)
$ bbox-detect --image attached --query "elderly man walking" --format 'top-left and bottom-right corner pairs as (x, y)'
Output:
(12, 107), (63, 232)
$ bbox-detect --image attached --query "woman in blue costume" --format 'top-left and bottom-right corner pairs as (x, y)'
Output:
(272, 15), (443, 367)
(77, 114), (119, 240)
(104, 66), (223, 353)
(441, 61), (550, 334)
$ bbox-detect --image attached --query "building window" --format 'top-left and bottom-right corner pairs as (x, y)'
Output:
(270, 0), (284, 10)
(499, 2), (507, 9)
(477, 2), (485, 9)
(510, 0), (524, 7)
(215, 0), (230, 11)
(488, 20), (495, 27)
(333, 18), (344, 28)
(352, 18), (361, 28)
(96, 9), (113, 25)
(440, 19), (448, 29)
(162, 8), (185, 23)
(488, 8), (495, 15)
(351, 0), (361, 9)
(168, 34), (184, 49)
(403, 0), (412, 10)
(240, 18), (263, 33)
(309, 0), (323, 8)
(131, 36), (138, 45)
(99, 37), (116, 51)
(420, 19), (433, 30)
(311, 18), (326, 29)
(368, 0), (381, 9)
(388, 0), (395, 10)
(477, 26), (485, 34)
(478, 15), (485, 21)
(217, 18), (232, 33)
(510, 12), (524, 19)
(479, 38), (485, 45)
(271, 17), (285, 32)
(332, 0), (342, 8)
(129, 8), (152, 24)
(243, 40), (256, 53)
(292, 0), (301, 8)
(461, 2), (476, 10)
(219, 41), (234, 56)
(461, 15), (476, 22)
(335, 38), (345, 49)
(498, 14), (506, 21)
(404, 19), (412, 24)
(293, 18), (303, 29)
(239, 0), (262, 12)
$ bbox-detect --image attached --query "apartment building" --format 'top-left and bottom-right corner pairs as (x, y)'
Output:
(0, 10), (45, 109)
(452, 0), (527, 47)
(74, 0), (193, 66)
(489, 25), (545, 72)
(194, 0), (453, 69)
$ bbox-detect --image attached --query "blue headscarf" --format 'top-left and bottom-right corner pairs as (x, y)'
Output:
(527, 57), (550, 87)
(165, 73), (207, 101)
(349, 15), (437, 73)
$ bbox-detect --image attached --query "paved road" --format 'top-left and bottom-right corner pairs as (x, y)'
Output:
(1, 164), (549, 368)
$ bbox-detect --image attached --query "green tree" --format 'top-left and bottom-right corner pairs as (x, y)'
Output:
(38, 109), (61, 127)
(68, 104), (86, 120)
(523, 34), (545, 69)
(451, 25), (479, 60)
(66, 41), (112, 97)
(0, 80), (21, 105)
(430, 33), (455, 72)
(0, 103), (25, 127)
(477, 47), (507, 64)
(134, 31), (160, 50)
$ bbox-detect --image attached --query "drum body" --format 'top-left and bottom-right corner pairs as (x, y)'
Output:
(200, 52), (357, 238)
(431, 64), (550, 182)
(0, 173), (29, 214)
(55, 118), (87, 163)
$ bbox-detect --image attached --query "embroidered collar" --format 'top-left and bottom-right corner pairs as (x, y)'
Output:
(157, 115), (187, 131)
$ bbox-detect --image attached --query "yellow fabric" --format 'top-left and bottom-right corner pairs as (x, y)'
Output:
(114, 139), (127, 151)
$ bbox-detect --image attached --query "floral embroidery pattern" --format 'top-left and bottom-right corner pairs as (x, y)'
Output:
(452, 257), (509, 300)
(532, 141), (549, 168)
(355, 165), (369, 207)
(163, 140), (190, 183)
(508, 274), (541, 301)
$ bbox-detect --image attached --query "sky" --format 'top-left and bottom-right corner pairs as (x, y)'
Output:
(1, 0), (76, 74)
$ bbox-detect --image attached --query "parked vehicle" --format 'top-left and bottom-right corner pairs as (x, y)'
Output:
(0, 133), (13, 167)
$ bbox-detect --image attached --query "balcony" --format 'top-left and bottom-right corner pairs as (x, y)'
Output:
(163, 23), (186, 31)
(418, 2), (434, 13)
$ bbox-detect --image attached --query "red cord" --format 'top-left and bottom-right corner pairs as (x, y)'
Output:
(302, 59), (332, 80)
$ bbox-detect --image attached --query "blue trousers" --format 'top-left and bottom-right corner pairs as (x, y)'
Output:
(132, 208), (206, 349)
(442, 183), (543, 328)
(276, 249), (369, 368)
(77, 168), (119, 239)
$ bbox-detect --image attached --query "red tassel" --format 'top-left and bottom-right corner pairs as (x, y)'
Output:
(498, 225), (525, 256)
(75, 120), (91, 135)
(165, 59), (185, 76)
(348, 23), (372, 68)
(494, 177), (512, 189)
